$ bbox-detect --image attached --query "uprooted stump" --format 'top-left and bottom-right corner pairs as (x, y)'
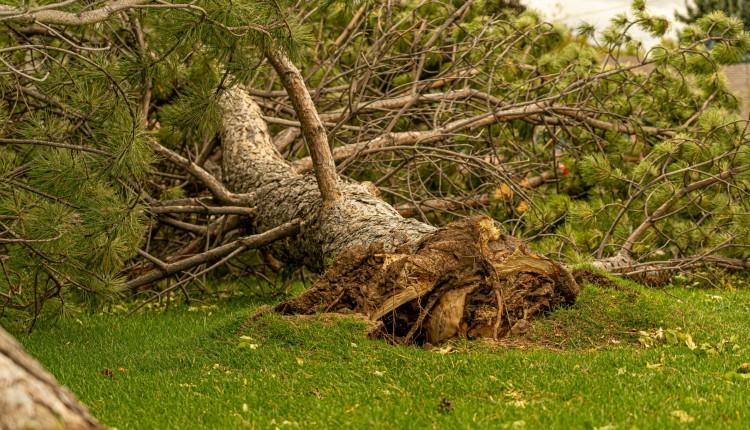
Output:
(275, 217), (579, 345)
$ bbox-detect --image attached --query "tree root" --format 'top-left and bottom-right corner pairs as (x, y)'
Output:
(275, 216), (578, 345)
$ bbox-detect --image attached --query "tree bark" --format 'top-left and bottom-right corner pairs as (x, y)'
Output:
(219, 88), (434, 271)
(264, 48), (343, 205)
(0, 327), (103, 430)
(219, 87), (579, 344)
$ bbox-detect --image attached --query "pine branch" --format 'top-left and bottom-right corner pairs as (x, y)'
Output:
(264, 47), (342, 204)
(620, 167), (742, 255)
(149, 205), (256, 216)
(149, 141), (255, 206)
(0, 0), (152, 25)
(0, 138), (109, 156)
(119, 218), (301, 290)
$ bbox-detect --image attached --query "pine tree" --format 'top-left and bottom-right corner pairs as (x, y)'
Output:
(0, 0), (305, 326)
(677, 0), (750, 30)
(0, 0), (749, 329)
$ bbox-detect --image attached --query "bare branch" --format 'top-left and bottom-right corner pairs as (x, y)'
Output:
(120, 218), (301, 290)
(0, 0), (152, 25)
(293, 103), (549, 171)
(264, 47), (342, 204)
(149, 205), (256, 216)
(149, 141), (254, 206)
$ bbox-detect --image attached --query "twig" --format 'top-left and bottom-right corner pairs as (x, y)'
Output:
(149, 141), (255, 206)
(119, 219), (301, 290)
(149, 205), (255, 216)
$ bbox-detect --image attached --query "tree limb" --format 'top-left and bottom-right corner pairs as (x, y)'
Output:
(119, 218), (301, 290)
(149, 205), (256, 216)
(0, 0), (152, 25)
(149, 141), (254, 206)
(264, 47), (342, 204)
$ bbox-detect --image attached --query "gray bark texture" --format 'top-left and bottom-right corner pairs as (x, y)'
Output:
(0, 327), (103, 430)
(219, 88), (434, 271)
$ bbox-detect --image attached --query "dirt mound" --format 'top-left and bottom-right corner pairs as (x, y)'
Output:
(572, 268), (616, 289)
(275, 216), (579, 344)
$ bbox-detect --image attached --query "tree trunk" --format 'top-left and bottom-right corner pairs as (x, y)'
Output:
(220, 87), (579, 344)
(220, 88), (435, 271)
(0, 327), (103, 430)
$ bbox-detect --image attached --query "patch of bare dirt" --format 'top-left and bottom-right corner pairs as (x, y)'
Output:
(572, 269), (616, 289)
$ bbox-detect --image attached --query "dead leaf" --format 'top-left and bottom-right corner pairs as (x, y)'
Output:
(434, 345), (454, 355)
(671, 410), (694, 423)
(684, 334), (697, 350)
(438, 398), (453, 414)
(310, 388), (323, 399)
(493, 184), (514, 201)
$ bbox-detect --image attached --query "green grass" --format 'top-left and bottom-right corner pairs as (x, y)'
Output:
(13, 282), (750, 429)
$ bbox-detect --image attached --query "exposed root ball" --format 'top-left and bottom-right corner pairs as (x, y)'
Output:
(275, 216), (579, 344)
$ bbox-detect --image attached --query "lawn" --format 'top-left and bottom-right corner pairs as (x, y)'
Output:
(13, 279), (750, 429)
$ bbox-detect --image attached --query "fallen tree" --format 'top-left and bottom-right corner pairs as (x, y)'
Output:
(3, 0), (750, 426)
(218, 82), (578, 344)
(2, 0), (750, 334)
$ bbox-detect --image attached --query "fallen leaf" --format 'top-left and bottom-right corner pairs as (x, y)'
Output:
(493, 183), (514, 201)
(435, 345), (454, 354)
(684, 334), (697, 350)
(438, 398), (453, 414)
(671, 410), (694, 423)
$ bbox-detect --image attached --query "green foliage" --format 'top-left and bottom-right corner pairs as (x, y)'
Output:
(678, 2), (750, 63)
(677, 0), (750, 31)
(2, 0), (750, 324)
(0, 0), (306, 324)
